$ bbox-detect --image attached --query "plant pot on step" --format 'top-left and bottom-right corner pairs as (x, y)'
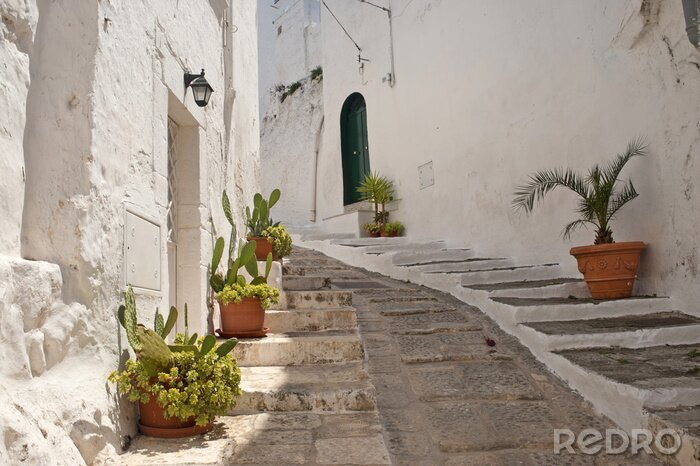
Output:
(570, 241), (645, 299)
(248, 236), (273, 261)
(138, 394), (213, 438)
(219, 297), (267, 337)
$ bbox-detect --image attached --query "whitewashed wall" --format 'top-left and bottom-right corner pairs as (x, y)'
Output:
(314, 0), (700, 312)
(0, 0), (259, 463)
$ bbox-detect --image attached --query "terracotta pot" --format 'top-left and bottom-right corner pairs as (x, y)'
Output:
(366, 230), (381, 238)
(138, 396), (212, 438)
(249, 236), (273, 261)
(569, 241), (645, 300)
(219, 297), (265, 335)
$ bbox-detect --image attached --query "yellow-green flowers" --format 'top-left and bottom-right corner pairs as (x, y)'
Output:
(216, 283), (280, 309)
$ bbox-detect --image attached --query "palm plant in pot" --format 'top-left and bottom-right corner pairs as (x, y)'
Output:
(109, 287), (241, 438)
(513, 138), (647, 299)
(357, 172), (395, 237)
(210, 222), (279, 338)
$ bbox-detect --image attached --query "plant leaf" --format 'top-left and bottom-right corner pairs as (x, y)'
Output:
(162, 306), (178, 339)
(245, 255), (259, 277)
(200, 335), (216, 356)
(222, 190), (234, 226)
(210, 274), (225, 293)
(211, 237), (225, 273)
(117, 305), (126, 328)
(268, 189), (281, 209)
(250, 276), (266, 285)
(265, 253), (273, 279)
(154, 308), (164, 336)
(187, 333), (199, 345)
(240, 241), (256, 266)
(215, 338), (238, 357)
(237, 275), (246, 287)
(168, 344), (199, 356)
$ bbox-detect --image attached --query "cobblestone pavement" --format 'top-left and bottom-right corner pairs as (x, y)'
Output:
(327, 258), (664, 464)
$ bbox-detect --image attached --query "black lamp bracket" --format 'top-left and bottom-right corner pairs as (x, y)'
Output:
(184, 69), (205, 88)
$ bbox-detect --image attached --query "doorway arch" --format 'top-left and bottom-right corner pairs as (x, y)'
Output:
(340, 93), (370, 205)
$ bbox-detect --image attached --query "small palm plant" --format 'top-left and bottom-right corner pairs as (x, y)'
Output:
(512, 138), (647, 244)
(357, 171), (394, 226)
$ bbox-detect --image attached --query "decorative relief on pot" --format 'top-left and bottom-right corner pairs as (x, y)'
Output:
(597, 259), (608, 270)
(578, 260), (595, 274)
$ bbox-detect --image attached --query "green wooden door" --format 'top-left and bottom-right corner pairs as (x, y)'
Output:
(341, 94), (370, 205)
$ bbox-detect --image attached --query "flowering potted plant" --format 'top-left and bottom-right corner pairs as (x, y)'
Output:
(262, 224), (293, 260)
(513, 138), (647, 299)
(109, 287), (241, 438)
(210, 221), (279, 338)
(362, 222), (382, 238)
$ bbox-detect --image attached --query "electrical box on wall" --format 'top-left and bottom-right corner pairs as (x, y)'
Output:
(124, 209), (161, 291)
(418, 161), (435, 189)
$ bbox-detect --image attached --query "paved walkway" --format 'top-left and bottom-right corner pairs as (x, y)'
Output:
(122, 247), (664, 465)
(303, 248), (663, 465)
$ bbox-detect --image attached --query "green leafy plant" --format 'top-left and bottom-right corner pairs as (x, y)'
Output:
(357, 172), (394, 226)
(362, 222), (382, 236)
(245, 189), (281, 237)
(110, 287), (242, 426)
(262, 225), (293, 259)
(310, 66), (323, 81)
(382, 221), (404, 237)
(512, 138), (647, 244)
(211, 193), (280, 309)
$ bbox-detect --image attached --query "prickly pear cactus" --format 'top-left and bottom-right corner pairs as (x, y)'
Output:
(136, 325), (173, 376)
(120, 287), (141, 352)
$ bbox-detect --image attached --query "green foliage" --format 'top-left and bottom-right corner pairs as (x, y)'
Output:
(512, 138), (647, 244)
(245, 189), (281, 237)
(310, 66), (323, 81)
(362, 222), (382, 235)
(357, 172), (395, 225)
(216, 283), (280, 310)
(382, 221), (404, 237)
(262, 225), (293, 258)
(109, 333), (242, 426)
(279, 81), (303, 102)
(119, 287), (141, 352)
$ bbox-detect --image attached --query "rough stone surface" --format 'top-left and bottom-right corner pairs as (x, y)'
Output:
(526, 311), (700, 335)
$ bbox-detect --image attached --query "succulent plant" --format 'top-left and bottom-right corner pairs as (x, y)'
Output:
(116, 287), (239, 377)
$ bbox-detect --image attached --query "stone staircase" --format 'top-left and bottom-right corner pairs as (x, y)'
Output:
(296, 236), (700, 464)
(122, 248), (391, 465)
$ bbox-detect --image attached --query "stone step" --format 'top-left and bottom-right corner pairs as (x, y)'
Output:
(232, 363), (376, 413)
(555, 344), (700, 411)
(520, 312), (700, 351)
(392, 248), (475, 266)
(285, 290), (353, 309)
(283, 275), (331, 291)
(331, 237), (407, 247)
(490, 296), (673, 323)
(265, 308), (357, 333)
(647, 406), (700, 465)
(472, 277), (589, 299)
(413, 258), (513, 273)
(122, 412), (391, 465)
(363, 240), (446, 255)
(284, 258), (345, 268)
(230, 331), (363, 366)
(283, 265), (367, 279)
(460, 264), (562, 286)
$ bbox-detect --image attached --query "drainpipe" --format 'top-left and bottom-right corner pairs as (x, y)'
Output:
(682, 0), (700, 51)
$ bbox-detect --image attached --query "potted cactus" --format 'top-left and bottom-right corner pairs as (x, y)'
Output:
(109, 287), (241, 438)
(210, 208), (279, 337)
(513, 139), (647, 299)
(244, 189), (282, 260)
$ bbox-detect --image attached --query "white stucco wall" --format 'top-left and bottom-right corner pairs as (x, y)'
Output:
(313, 0), (700, 313)
(0, 1), (259, 463)
(257, 0), (321, 119)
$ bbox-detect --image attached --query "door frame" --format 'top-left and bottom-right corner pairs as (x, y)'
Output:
(340, 93), (370, 206)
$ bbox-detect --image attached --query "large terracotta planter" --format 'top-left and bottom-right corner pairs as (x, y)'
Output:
(218, 298), (266, 337)
(569, 241), (645, 300)
(249, 236), (273, 261)
(138, 396), (212, 438)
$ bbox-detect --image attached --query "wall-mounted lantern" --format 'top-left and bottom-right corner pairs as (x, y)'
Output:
(184, 69), (214, 107)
